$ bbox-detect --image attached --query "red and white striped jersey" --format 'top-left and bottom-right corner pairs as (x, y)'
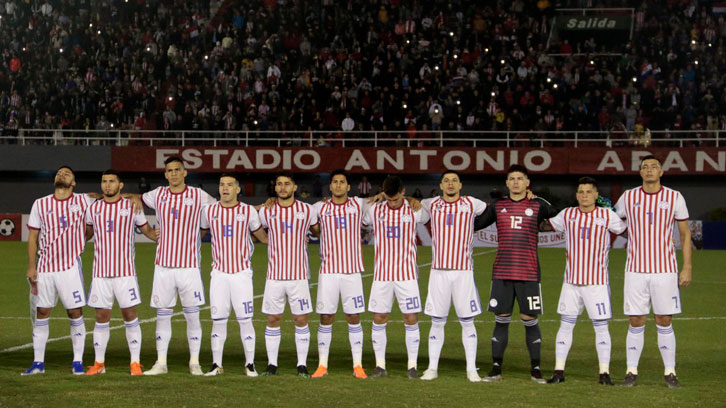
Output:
(259, 200), (319, 280)
(615, 186), (689, 274)
(313, 197), (367, 275)
(142, 186), (215, 268)
(363, 201), (429, 281)
(422, 196), (487, 271)
(86, 198), (148, 278)
(27, 193), (95, 273)
(549, 207), (626, 285)
(201, 202), (261, 274)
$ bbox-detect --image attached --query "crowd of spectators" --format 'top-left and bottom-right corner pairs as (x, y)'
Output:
(0, 0), (725, 145)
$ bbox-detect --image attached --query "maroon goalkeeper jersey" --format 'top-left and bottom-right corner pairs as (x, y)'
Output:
(474, 197), (557, 282)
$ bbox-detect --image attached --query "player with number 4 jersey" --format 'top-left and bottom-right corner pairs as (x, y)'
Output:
(546, 177), (626, 386)
(419, 170), (486, 383)
(84, 170), (157, 377)
(201, 174), (268, 377)
(363, 176), (429, 380)
(141, 157), (216, 376)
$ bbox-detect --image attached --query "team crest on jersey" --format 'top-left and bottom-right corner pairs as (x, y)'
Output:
(184, 198), (194, 206)
(460, 203), (471, 213)
(235, 214), (245, 221)
(295, 212), (306, 219)
(91, 295), (98, 303)
(594, 217), (606, 226)
(346, 207), (357, 214)
(525, 208), (534, 217)
(119, 209), (130, 217)
(69, 204), (81, 212)
(401, 214), (412, 223)
(658, 201), (670, 210)
(489, 299), (498, 307)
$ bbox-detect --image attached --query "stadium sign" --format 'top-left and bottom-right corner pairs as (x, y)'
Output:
(557, 16), (631, 30)
(111, 147), (726, 175)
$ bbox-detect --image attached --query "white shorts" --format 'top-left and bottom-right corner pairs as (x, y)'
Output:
(36, 259), (86, 309)
(316, 273), (365, 315)
(262, 279), (312, 315)
(88, 276), (142, 310)
(624, 272), (681, 316)
(424, 269), (482, 318)
(557, 283), (612, 320)
(368, 279), (422, 314)
(150, 266), (205, 309)
(210, 269), (254, 319)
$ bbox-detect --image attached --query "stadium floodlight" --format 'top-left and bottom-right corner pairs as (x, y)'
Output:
(406, 40), (410, 44)
(253, 120), (258, 125)
(168, 96), (173, 101)
(22, 47), (26, 52)
(691, 39), (696, 45)
(500, 59), (505, 64)
(491, 91), (495, 97)
(708, 43), (712, 47)
(546, 77), (551, 83)
(434, 65), (439, 70)
(590, 60), (595, 65)
(146, 46), (151, 52)
(402, 103), (407, 109)
(694, 60), (699, 65)
(632, 77), (637, 82)
(453, 54), (458, 59)
(553, 83), (558, 89)
(89, 23), (93, 28)
(204, 55), (209, 60)
(59, 48), (63, 53)
(97, 30), (101, 35)
(484, 48), (489, 53)
(449, 31), (454, 37)
(456, 100), (461, 105)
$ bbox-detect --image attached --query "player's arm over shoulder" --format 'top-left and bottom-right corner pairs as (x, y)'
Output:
(606, 208), (627, 234)
(535, 197), (558, 220)
(473, 199), (497, 231)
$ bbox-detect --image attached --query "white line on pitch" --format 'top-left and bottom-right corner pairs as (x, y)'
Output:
(0, 249), (497, 354)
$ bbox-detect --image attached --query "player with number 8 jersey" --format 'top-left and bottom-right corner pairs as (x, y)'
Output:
(141, 157), (216, 376)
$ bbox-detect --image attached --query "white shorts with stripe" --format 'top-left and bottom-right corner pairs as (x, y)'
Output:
(262, 279), (312, 315)
(556, 282), (612, 319)
(210, 269), (254, 319)
(316, 273), (365, 315)
(624, 272), (681, 316)
(36, 259), (86, 309)
(150, 265), (205, 309)
(368, 279), (422, 314)
(88, 276), (142, 310)
(424, 269), (482, 318)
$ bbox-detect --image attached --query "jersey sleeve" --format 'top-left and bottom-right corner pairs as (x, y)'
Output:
(200, 189), (217, 207)
(84, 205), (94, 226)
(82, 193), (96, 207)
(471, 197), (488, 216)
(473, 201), (496, 231)
(420, 198), (434, 213)
(674, 192), (689, 221)
(258, 207), (269, 228)
(355, 196), (373, 215)
(362, 205), (374, 226)
(27, 200), (41, 230)
(614, 194), (626, 218)
(248, 207), (262, 231)
(606, 209), (627, 234)
(134, 209), (149, 227)
(142, 187), (161, 209)
(308, 204), (319, 226)
(536, 197), (558, 221)
(548, 209), (566, 232)
(199, 206), (210, 230)
(415, 207), (430, 224)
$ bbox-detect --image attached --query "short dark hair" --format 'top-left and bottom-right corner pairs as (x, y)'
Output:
(102, 169), (122, 182)
(164, 156), (184, 167)
(441, 170), (461, 182)
(506, 164), (528, 179)
(275, 171), (296, 184)
(219, 173), (239, 185)
(330, 169), (349, 183)
(57, 165), (75, 177)
(639, 154), (661, 168)
(382, 176), (403, 196)
(577, 176), (598, 190)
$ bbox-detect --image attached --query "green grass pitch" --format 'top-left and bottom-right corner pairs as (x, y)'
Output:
(0, 242), (724, 407)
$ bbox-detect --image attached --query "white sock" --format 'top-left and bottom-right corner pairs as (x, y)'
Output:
(371, 323), (387, 369)
(124, 318), (141, 363)
(93, 321), (110, 363)
(554, 315), (577, 371)
(294, 324), (311, 367)
(656, 324), (676, 375)
(317, 324), (332, 368)
(155, 309), (173, 365)
(460, 317), (478, 372)
(238, 317), (256, 366)
(626, 324), (645, 374)
(265, 326), (281, 366)
(184, 307), (202, 365)
(211, 318), (228, 366)
(33, 318), (49, 362)
(348, 323), (363, 367)
(405, 323), (420, 369)
(593, 319), (611, 374)
(69, 317), (86, 362)
(427, 317), (446, 371)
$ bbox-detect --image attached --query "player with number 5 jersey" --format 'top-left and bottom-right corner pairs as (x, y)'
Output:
(546, 177), (626, 386)
(258, 172), (319, 378)
(84, 170), (157, 377)
(141, 156), (216, 376)
(201, 174), (268, 377)
(363, 176), (429, 379)
(474, 164), (558, 383)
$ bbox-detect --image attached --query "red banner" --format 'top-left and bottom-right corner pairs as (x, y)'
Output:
(111, 147), (726, 175)
(0, 213), (22, 241)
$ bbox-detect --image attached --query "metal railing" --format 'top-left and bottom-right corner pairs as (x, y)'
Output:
(0, 129), (721, 148)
